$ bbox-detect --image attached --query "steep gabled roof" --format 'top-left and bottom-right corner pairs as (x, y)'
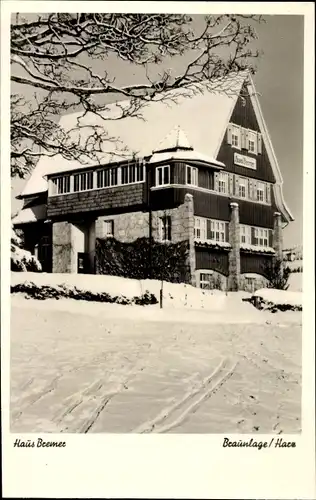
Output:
(19, 74), (244, 197)
(17, 72), (293, 224)
(246, 76), (294, 222)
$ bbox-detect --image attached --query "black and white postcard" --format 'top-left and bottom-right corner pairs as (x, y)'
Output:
(1, 1), (315, 498)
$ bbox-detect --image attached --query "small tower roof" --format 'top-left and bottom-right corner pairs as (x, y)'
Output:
(153, 125), (193, 153)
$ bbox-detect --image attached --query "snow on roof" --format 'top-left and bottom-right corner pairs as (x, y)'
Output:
(149, 149), (225, 167)
(20, 74), (245, 197)
(12, 204), (47, 225)
(153, 125), (193, 153)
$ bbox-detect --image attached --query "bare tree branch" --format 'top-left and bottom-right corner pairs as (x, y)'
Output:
(11, 13), (264, 178)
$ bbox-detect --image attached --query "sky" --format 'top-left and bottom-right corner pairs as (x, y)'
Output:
(11, 14), (304, 249)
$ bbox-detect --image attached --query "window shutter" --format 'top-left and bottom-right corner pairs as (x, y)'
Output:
(251, 227), (256, 245)
(249, 180), (254, 200)
(228, 174), (234, 195)
(257, 133), (262, 154)
(235, 176), (239, 196)
(227, 125), (232, 145)
(253, 180), (258, 200)
(269, 229), (273, 248)
(241, 128), (247, 150)
(245, 129), (250, 150)
(266, 184), (271, 204)
(111, 220), (114, 237)
(214, 172), (219, 191)
(225, 223), (229, 243)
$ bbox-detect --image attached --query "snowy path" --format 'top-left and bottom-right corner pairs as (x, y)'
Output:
(10, 296), (301, 434)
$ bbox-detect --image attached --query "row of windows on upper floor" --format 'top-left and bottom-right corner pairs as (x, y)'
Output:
(227, 123), (262, 155)
(50, 162), (146, 196)
(101, 215), (271, 249)
(157, 165), (271, 205)
(194, 216), (271, 248)
(50, 163), (271, 206)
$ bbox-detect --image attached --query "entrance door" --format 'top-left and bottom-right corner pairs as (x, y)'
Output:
(77, 252), (89, 274)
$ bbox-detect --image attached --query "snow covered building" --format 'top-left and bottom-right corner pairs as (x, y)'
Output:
(13, 73), (294, 290)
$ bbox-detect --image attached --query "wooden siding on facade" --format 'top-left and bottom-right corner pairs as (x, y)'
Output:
(47, 183), (145, 218)
(240, 252), (273, 277)
(174, 162), (186, 185)
(149, 186), (276, 228)
(216, 90), (276, 183)
(198, 166), (214, 190)
(233, 197), (275, 228)
(195, 247), (229, 276)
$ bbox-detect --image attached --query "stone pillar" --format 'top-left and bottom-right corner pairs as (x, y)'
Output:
(52, 221), (76, 273)
(184, 193), (196, 286)
(228, 202), (240, 291)
(273, 211), (283, 261)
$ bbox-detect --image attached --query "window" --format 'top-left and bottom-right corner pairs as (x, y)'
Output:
(195, 217), (227, 243)
(74, 171), (94, 192)
(159, 215), (171, 242)
(254, 227), (268, 247)
(231, 125), (241, 149)
(245, 277), (256, 292)
(256, 182), (265, 202)
(200, 272), (213, 290)
(218, 172), (228, 194)
(51, 175), (71, 195)
(238, 177), (248, 199)
(194, 217), (206, 240)
(186, 165), (198, 186)
(156, 165), (170, 186)
(104, 220), (114, 237)
(136, 162), (145, 182)
(97, 167), (118, 188)
(248, 131), (258, 155)
(240, 225), (252, 245)
(210, 220), (226, 242)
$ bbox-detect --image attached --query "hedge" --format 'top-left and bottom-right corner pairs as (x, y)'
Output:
(95, 237), (191, 283)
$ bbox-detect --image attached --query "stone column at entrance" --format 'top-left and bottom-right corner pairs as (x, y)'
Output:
(228, 202), (241, 291)
(52, 221), (76, 273)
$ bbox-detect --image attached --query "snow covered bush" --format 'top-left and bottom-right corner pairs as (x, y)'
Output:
(245, 288), (302, 312)
(11, 280), (158, 305)
(11, 225), (42, 272)
(264, 258), (291, 290)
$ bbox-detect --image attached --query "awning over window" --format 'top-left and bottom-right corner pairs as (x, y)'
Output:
(12, 204), (47, 225)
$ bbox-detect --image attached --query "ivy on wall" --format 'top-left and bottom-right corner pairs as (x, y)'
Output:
(96, 237), (191, 283)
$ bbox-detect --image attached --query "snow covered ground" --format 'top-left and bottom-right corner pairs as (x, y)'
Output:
(11, 274), (302, 434)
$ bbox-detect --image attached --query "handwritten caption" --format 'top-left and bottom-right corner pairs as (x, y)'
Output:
(13, 438), (66, 448)
(223, 437), (296, 450)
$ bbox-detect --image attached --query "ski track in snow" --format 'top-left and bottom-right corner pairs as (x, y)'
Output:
(10, 296), (302, 433)
(133, 357), (238, 434)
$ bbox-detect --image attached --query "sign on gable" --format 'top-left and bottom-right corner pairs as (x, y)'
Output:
(234, 152), (257, 170)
